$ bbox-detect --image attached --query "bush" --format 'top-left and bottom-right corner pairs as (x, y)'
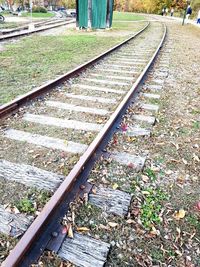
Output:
(32, 6), (47, 13)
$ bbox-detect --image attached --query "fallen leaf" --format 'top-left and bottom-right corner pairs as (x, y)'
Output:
(76, 227), (90, 232)
(112, 183), (119, 190)
(171, 142), (179, 150)
(193, 153), (200, 162)
(150, 226), (160, 236)
(71, 211), (75, 224)
(32, 154), (40, 159)
(175, 227), (181, 242)
(91, 187), (97, 194)
(101, 177), (110, 184)
(97, 118), (103, 123)
(131, 207), (140, 216)
(141, 175), (149, 182)
(112, 137), (118, 145)
(60, 152), (67, 158)
(196, 201), (200, 211)
(142, 191), (150, 195)
(175, 249), (182, 256)
(83, 193), (88, 204)
(127, 136), (136, 142)
(62, 226), (68, 234)
(121, 123), (128, 132)
(126, 219), (135, 224)
(99, 224), (109, 230)
(128, 162), (135, 168)
(174, 209), (186, 220)
(13, 206), (20, 214)
(108, 222), (118, 228)
(177, 175), (185, 184)
(182, 158), (188, 165)
(165, 170), (173, 175)
(67, 224), (74, 238)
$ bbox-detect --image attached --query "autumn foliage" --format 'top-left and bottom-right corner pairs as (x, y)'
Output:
(113, 0), (194, 13)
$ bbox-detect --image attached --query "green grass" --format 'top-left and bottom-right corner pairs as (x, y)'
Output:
(113, 11), (145, 21)
(0, 22), (18, 29)
(16, 198), (36, 214)
(0, 34), (125, 104)
(21, 12), (54, 18)
(0, 17), (146, 104)
(112, 21), (142, 30)
(193, 121), (200, 129)
(144, 168), (157, 182)
(141, 187), (168, 229)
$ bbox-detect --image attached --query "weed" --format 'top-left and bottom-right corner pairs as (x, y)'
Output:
(159, 170), (165, 177)
(37, 191), (51, 206)
(166, 162), (178, 170)
(149, 98), (160, 105)
(126, 180), (137, 193)
(145, 168), (157, 181)
(186, 214), (200, 234)
(191, 109), (200, 115)
(158, 116), (166, 124)
(76, 203), (101, 226)
(27, 188), (51, 207)
(192, 121), (200, 130)
(195, 258), (200, 265)
(151, 248), (164, 262)
(155, 156), (165, 164)
(141, 187), (168, 229)
(62, 166), (69, 176)
(167, 249), (176, 258)
(178, 127), (189, 135)
(16, 198), (36, 214)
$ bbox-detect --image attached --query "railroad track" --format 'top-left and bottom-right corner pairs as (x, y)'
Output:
(0, 21), (169, 266)
(0, 18), (75, 41)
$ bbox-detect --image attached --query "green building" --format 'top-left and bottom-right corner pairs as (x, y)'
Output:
(76, 0), (114, 29)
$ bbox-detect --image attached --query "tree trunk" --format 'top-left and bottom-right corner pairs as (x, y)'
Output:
(125, 0), (129, 11)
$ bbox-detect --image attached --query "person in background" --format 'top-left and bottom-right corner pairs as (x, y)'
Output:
(165, 7), (168, 16)
(186, 5), (192, 23)
(197, 10), (200, 24)
(162, 8), (165, 16)
(170, 8), (174, 16)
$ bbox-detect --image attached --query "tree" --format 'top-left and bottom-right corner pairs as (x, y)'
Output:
(63, 0), (75, 8)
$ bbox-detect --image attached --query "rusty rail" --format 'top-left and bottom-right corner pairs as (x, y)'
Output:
(2, 22), (167, 267)
(0, 19), (75, 41)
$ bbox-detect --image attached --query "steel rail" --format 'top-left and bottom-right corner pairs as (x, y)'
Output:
(2, 22), (166, 267)
(0, 22), (149, 119)
(0, 18), (68, 35)
(0, 19), (75, 41)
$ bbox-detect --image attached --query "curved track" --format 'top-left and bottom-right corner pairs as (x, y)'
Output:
(0, 21), (167, 266)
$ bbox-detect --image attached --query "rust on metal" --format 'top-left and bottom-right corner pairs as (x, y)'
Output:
(2, 22), (166, 267)
(78, 182), (93, 199)
(0, 103), (18, 117)
(0, 20), (75, 41)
